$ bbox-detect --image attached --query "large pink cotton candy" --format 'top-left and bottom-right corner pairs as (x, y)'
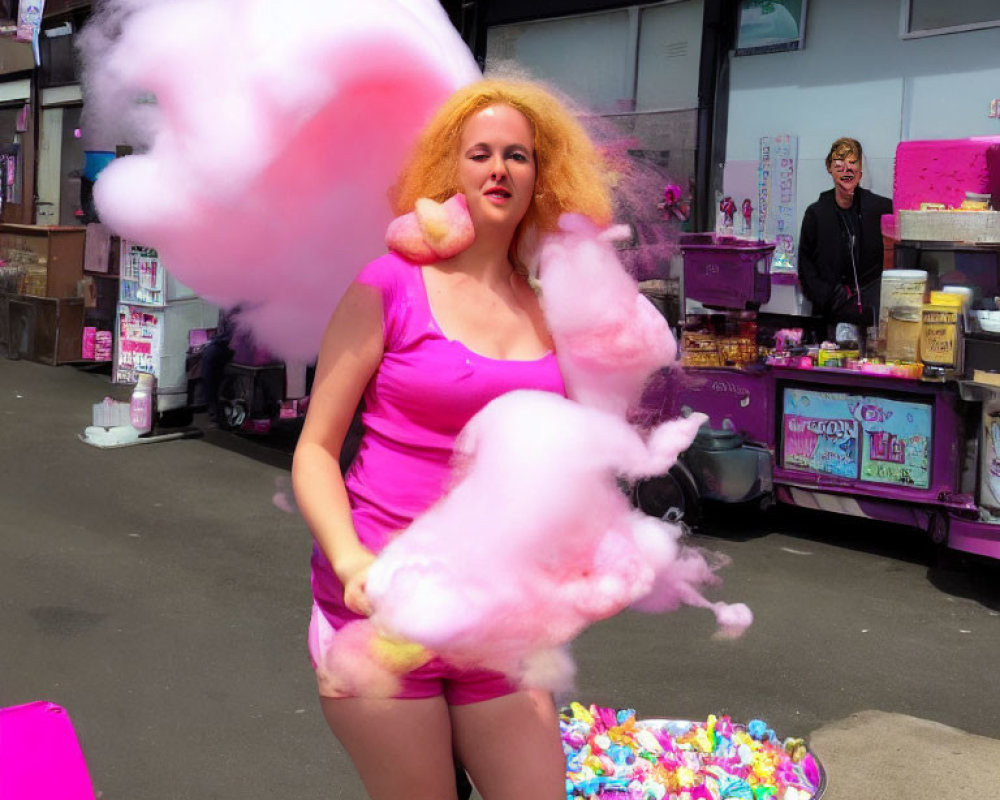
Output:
(80, 0), (480, 360)
(365, 390), (751, 691)
(534, 214), (679, 416)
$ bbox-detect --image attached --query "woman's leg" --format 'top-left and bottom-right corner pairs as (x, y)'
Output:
(450, 690), (565, 800)
(321, 695), (460, 800)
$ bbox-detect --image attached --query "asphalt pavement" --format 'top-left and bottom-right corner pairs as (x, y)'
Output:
(2, 358), (999, 799)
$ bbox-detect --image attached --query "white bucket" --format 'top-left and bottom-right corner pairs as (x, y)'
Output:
(878, 270), (927, 351)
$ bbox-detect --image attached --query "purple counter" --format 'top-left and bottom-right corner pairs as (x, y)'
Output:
(650, 363), (999, 559)
(768, 366), (968, 510)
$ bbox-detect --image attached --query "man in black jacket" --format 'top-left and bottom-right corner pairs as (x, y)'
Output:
(798, 137), (893, 332)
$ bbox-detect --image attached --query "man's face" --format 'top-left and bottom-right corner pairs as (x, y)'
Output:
(828, 153), (861, 195)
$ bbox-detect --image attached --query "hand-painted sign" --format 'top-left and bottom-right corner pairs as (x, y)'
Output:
(782, 388), (932, 488)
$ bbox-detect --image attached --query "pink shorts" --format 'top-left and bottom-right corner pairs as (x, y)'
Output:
(308, 602), (518, 705)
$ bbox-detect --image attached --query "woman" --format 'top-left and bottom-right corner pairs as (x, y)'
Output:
(292, 80), (612, 799)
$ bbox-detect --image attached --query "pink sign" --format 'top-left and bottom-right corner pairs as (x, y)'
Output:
(0, 701), (95, 799)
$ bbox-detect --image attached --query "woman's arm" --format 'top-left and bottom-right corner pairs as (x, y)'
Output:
(292, 281), (384, 614)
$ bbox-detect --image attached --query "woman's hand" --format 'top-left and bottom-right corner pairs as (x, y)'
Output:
(334, 545), (377, 616)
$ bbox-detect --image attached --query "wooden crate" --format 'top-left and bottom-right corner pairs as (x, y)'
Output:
(0, 224), (86, 299)
(6, 295), (85, 365)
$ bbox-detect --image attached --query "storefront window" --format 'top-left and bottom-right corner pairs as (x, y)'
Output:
(486, 9), (634, 112)
(635, 1), (702, 111)
(901, 0), (1000, 37)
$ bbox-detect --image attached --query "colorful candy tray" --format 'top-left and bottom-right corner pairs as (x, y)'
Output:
(561, 703), (826, 799)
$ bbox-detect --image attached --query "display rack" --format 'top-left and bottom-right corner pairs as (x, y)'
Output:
(113, 240), (218, 414)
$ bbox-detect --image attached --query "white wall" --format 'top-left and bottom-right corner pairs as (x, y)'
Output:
(724, 0), (1000, 243)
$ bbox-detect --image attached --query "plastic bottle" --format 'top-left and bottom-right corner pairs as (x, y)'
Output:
(130, 373), (155, 435)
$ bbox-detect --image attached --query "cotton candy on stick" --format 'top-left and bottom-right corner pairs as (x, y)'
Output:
(82, 0), (480, 361)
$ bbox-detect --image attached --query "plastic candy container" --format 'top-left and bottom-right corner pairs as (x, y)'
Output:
(560, 703), (824, 800)
(130, 372), (155, 434)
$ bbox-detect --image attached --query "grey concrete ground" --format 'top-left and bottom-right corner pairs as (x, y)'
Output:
(2, 358), (999, 799)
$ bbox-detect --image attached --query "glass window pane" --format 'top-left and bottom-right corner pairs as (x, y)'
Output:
(636, 1), (703, 111)
(907, 0), (1000, 33)
(487, 11), (633, 112)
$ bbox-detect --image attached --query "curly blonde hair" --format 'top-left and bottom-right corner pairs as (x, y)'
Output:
(391, 79), (613, 266)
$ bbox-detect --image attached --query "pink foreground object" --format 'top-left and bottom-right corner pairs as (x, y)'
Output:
(84, 0), (479, 362)
(893, 137), (1000, 211)
(0, 702), (95, 800)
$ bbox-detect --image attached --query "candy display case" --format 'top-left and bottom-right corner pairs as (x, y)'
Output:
(113, 240), (218, 416)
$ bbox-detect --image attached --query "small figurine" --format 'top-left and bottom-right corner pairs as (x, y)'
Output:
(658, 182), (691, 222)
(741, 198), (753, 233)
(719, 195), (736, 229)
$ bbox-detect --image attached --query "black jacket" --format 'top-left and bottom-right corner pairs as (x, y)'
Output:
(798, 187), (893, 325)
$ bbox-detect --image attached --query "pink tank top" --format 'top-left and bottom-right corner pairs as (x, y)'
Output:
(311, 253), (566, 612)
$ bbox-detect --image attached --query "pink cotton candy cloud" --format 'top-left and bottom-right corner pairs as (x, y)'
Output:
(80, 0), (480, 361)
(534, 215), (679, 417)
(363, 390), (749, 692)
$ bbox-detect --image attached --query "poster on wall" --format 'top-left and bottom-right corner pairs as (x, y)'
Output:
(735, 0), (808, 56)
(115, 304), (162, 384)
(758, 134), (798, 272)
(782, 388), (860, 479)
(858, 396), (932, 489)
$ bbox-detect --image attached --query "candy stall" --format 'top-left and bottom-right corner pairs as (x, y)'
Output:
(641, 137), (1000, 562)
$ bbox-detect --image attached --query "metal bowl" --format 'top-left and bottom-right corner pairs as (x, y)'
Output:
(635, 718), (827, 799)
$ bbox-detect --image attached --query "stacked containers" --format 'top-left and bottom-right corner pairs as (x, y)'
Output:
(879, 269), (927, 359)
(919, 291), (964, 371)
